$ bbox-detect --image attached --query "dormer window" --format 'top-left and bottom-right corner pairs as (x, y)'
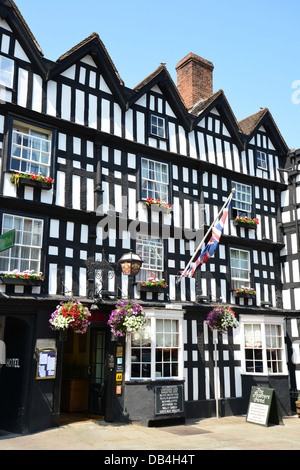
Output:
(256, 150), (268, 170)
(0, 55), (14, 88)
(150, 113), (166, 139)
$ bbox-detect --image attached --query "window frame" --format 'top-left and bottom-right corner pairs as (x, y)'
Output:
(0, 213), (44, 273)
(256, 150), (268, 171)
(230, 247), (251, 290)
(0, 55), (14, 89)
(9, 119), (54, 178)
(125, 310), (184, 381)
(135, 234), (164, 282)
(139, 156), (170, 204)
(240, 315), (288, 376)
(231, 181), (253, 218)
(149, 112), (167, 140)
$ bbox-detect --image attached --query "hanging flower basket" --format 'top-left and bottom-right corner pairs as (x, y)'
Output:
(206, 305), (239, 334)
(49, 300), (91, 334)
(145, 198), (172, 213)
(108, 300), (146, 337)
(10, 172), (54, 190)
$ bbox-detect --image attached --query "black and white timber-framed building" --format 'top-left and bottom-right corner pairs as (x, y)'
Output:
(0, 0), (299, 434)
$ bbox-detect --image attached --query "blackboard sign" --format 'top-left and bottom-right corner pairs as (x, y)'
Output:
(155, 384), (184, 415)
(36, 348), (57, 379)
(246, 386), (283, 426)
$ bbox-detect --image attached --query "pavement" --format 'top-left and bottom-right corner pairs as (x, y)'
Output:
(0, 414), (300, 453)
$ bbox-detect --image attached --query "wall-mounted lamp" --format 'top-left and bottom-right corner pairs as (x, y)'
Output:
(118, 250), (143, 276)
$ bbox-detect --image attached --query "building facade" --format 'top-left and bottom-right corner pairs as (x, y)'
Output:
(0, 0), (299, 433)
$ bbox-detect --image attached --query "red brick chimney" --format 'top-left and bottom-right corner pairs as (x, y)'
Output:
(176, 53), (214, 110)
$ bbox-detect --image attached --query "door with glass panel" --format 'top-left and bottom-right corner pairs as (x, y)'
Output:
(89, 328), (106, 415)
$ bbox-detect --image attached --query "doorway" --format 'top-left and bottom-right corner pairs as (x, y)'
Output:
(60, 327), (106, 419)
(89, 328), (106, 416)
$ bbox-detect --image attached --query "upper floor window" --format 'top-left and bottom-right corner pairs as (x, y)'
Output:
(232, 182), (252, 217)
(141, 157), (169, 202)
(256, 150), (268, 170)
(150, 113), (166, 139)
(241, 316), (287, 375)
(136, 235), (164, 282)
(0, 55), (14, 88)
(10, 121), (52, 177)
(0, 214), (43, 273)
(230, 248), (250, 289)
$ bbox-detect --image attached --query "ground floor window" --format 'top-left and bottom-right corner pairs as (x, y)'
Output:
(125, 310), (183, 381)
(240, 315), (287, 375)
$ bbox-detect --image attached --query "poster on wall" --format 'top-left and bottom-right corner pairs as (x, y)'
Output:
(36, 348), (57, 379)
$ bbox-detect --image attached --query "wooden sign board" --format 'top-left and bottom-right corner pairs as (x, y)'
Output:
(246, 386), (283, 426)
(155, 384), (184, 415)
(0, 230), (15, 253)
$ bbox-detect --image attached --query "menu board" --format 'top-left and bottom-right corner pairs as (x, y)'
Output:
(36, 348), (57, 379)
(155, 384), (184, 415)
(246, 386), (283, 426)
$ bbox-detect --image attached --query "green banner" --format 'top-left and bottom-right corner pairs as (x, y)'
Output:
(0, 230), (15, 253)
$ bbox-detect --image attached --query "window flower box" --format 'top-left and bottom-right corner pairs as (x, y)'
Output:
(0, 269), (44, 285)
(138, 278), (168, 293)
(233, 216), (259, 229)
(233, 287), (256, 299)
(144, 198), (172, 214)
(10, 173), (54, 190)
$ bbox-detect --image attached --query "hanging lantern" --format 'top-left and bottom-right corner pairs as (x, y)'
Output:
(118, 250), (143, 275)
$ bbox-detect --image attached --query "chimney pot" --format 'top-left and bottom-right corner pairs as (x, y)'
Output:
(176, 53), (214, 110)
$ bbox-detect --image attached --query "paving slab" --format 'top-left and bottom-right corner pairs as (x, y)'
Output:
(0, 415), (299, 452)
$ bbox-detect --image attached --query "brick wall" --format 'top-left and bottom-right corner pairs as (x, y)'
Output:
(176, 53), (214, 110)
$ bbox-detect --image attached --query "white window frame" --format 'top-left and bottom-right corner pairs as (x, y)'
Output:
(0, 55), (14, 88)
(230, 247), (250, 289)
(232, 181), (252, 217)
(125, 310), (184, 381)
(141, 157), (169, 203)
(0, 214), (43, 273)
(10, 120), (52, 177)
(240, 315), (288, 376)
(256, 150), (268, 170)
(150, 113), (166, 139)
(136, 235), (164, 282)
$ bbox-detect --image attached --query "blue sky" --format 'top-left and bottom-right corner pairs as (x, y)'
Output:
(15, 0), (300, 150)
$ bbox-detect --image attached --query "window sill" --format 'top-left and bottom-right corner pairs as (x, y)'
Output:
(142, 201), (172, 214)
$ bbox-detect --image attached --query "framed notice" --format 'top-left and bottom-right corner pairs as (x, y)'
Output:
(155, 384), (184, 415)
(246, 386), (283, 426)
(36, 348), (57, 379)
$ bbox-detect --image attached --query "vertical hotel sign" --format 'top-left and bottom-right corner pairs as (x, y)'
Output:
(0, 230), (15, 253)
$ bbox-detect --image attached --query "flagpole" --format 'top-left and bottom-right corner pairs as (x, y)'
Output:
(176, 188), (235, 284)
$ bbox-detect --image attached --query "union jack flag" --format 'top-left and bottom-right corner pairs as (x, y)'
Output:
(184, 197), (232, 278)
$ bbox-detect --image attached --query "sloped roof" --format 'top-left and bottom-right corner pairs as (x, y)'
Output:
(56, 32), (124, 86)
(10, 0), (43, 55)
(239, 108), (288, 154)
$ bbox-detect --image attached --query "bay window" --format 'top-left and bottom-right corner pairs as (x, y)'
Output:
(126, 311), (183, 381)
(241, 316), (287, 375)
